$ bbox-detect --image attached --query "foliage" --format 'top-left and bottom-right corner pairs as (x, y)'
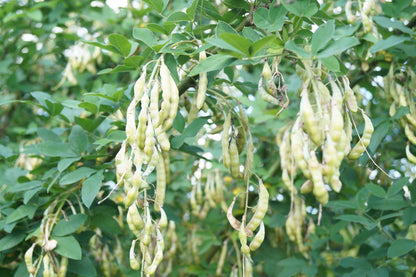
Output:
(1, 0), (416, 276)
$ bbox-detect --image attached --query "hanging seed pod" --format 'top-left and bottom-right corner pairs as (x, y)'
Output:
(222, 112), (232, 169)
(130, 240), (141, 270)
(249, 221), (265, 251)
(57, 257), (68, 277)
(196, 51), (207, 109)
(229, 137), (241, 179)
(246, 179), (269, 232)
(155, 151), (167, 212)
(226, 196), (254, 237)
(24, 243), (36, 274)
(215, 240), (228, 276)
(348, 111), (374, 159)
(309, 151), (328, 205)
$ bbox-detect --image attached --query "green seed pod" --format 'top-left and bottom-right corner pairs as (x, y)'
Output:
(246, 180), (269, 232)
(249, 221), (265, 251)
(222, 112), (232, 169)
(229, 137), (240, 179)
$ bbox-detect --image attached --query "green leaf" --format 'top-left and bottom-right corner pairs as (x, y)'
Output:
(173, 112), (186, 133)
(0, 144), (14, 159)
(0, 232), (25, 252)
(171, 117), (209, 148)
(365, 183), (386, 198)
(387, 177), (409, 198)
(320, 56), (340, 72)
(166, 11), (190, 23)
(74, 116), (105, 132)
(316, 37), (360, 58)
(219, 33), (252, 56)
(132, 28), (159, 49)
(143, 0), (165, 13)
(69, 125), (88, 154)
(285, 40), (311, 58)
(54, 236), (82, 260)
(253, 6), (286, 32)
(189, 55), (236, 76)
(311, 20), (335, 54)
(391, 106), (410, 120)
(373, 16), (415, 35)
(369, 35), (409, 53)
(108, 34), (131, 57)
(368, 121), (391, 153)
(251, 36), (283, 56)
(68, 256), (97, 277)
(403, 207), (416, 227)
(35, 142), (79, 158)
(58, 157), (81, 172)
(387, 239), (416, 258)
(6, 205), (37, 223)
(53, 214), (88, 236)
(281, 0), (319, 17)
(337, 215), (377, 230)
(216, 21), (238, 36)
(60, 167), (96, 185)
(81, 170), (104, 208)
(7, 180), (42, 193)
(26, 9), (42, 21)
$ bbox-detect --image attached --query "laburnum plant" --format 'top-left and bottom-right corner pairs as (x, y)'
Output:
(1, 0), (416, 276)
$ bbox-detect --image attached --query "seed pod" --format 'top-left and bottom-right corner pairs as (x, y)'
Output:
(143, 116), (155, 163)
(323, 134), (337, 183)
(342, 77), (358, 113)
(136, 93), (149, 150)
(128, 203), (145, 231)
(229, 137), (241, 179)
(24, 243), (36, 274)
(239, 218), (250, 255)
(222, 113), (232, 169)
(125, 186), (138, 208)
(160, 59), (179, 131)
(236, 127), (246, 154)
(309, 151), (328, 205)
(144, 228), (164, 275)
(161, 151), (171, 184)
(215, 240), (228, 276)
(196, 51), (207, 109)
(329, 78), (343, 108)
(43, 254), (52, 277)
(300, 87), (322, 145)
(126, 100), (137, 145)
(405, 124), (416, 145)
(244, 132), (254, 182)
(130, 240), (141, 270)
(331, 171), (342, 193)
(142, 207), (152, 246)
(150, 81), (161, 128)
(238, 102), (249, 131)
(226, 196), (254, 237)
(134, 68), (147, 100)
(330, 105), (344, 143)
(249, 221), (265, 251)
(57, 257), (68, 277)
(300, 180), (313, 194)
(262, 61), (273, 83)
(143, 147), (159, 177)
(348, 112), (374, 159)
(406, 143), (416, 164)
(291, 120), (311, 179)
(155, 127), (170, 151)
(155, 151), (166, 212)
(246, 180), (269, 232)
(244, 256), (253, 277)
(259, 86), (280, 105)
(159, 207), (168, 229)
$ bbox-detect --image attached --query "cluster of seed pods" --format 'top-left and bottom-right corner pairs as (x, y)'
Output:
(277, 64), (374, 206)
(384, 66), (416, 164)
(189, 169), (228, 220)
(115, 56), (179, 275)
(24, 202), (70, 277)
